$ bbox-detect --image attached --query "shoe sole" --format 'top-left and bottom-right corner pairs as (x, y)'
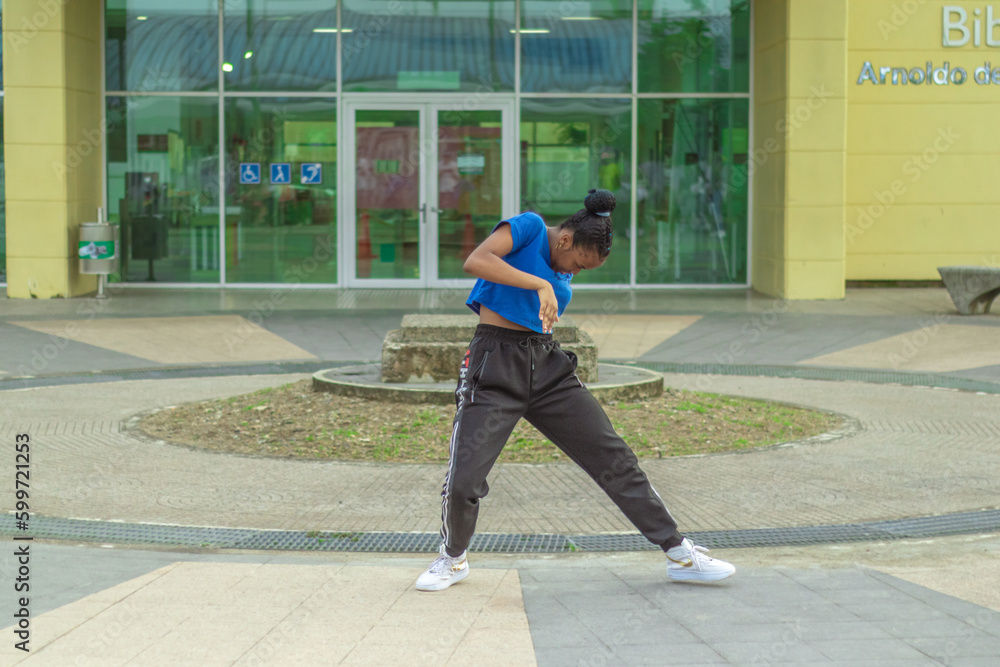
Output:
(415, 567), (469, 592)
(668, 568), (735, 583)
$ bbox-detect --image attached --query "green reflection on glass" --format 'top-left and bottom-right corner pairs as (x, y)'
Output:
(437, 110), (504, 280)
(343, 1), (515, 92)
(637, 0), (750, 93)
(0, 97), (5, 282)
(223, 0), (337, 91)
(520, 0), (632, 93)
(105, 0), (219, 91)
(225, 98), (337, 284)
(636, 98), (748, 284)
(356, 110), (421, 280)
(106, 96), (220, 283)
(520, 99), (631, 285)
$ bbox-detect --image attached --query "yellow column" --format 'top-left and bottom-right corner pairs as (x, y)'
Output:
(3, 0), (103, 298)
(752, 0), (848, 299)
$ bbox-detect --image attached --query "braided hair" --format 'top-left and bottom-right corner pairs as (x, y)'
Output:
(557, 189), (616, 259)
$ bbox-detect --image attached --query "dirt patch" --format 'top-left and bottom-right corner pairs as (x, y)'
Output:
(137, 380), (841, 463)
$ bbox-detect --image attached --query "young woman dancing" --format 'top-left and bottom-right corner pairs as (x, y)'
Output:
(416, 189), (735, 591)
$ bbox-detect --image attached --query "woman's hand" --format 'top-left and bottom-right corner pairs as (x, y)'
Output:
(537, 283), (559, 333)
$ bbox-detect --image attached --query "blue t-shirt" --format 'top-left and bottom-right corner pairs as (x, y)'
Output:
(466, 212), (573, 333)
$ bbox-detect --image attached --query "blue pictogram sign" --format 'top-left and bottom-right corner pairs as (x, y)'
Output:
(270, 163), (291, 184)
(240, 163), (261, 184)
(301, 163), (323, 185)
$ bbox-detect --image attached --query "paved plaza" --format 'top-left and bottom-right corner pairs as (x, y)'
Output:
(1, 287), (999, 665)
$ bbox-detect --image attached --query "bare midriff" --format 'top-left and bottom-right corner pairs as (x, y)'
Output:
(478, 304), (533, 331)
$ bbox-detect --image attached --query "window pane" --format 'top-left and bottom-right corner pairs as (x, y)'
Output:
(342, 1), (514, 92)
(106, 96), (220, 283)
(520, 98), (631, 285)
(355, 110), (421, 279)
(223, 1), (337, 91)
(637, 0), (749, 93)
(437, 110), (504, 280)
(0, 97), (5, 283)
(105, 0), (218, 91)
(225, 99), (337, 284)
(636, 98), (748, 284)
(520, 0), (631, 94)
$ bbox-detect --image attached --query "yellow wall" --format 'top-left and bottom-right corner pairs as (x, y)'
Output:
(846, 0), (1000, 279)
(3, 0), (102, 298)
(752, 0), (848, 299)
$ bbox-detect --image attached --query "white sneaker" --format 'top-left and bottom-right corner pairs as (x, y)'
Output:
(415, 545), (469, 591)
(666, 538), (735, 582)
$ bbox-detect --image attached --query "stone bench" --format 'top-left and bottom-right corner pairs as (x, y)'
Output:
(382, 314), (599, 383)
(937, 266), (1000, 315)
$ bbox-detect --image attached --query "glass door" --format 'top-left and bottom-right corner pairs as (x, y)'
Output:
(343, 99), (514, 287)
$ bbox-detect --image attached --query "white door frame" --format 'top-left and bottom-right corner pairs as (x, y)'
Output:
(341, 95), (516, 288)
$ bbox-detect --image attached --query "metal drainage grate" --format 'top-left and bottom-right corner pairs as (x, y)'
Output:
(3, 509), (998, 553)
(636, 362), (1000, 394)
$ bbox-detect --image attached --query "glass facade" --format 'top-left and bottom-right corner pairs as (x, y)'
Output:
(225, 99), (337, 283)
(638, 0), (750, 93)
(223, 1), (337, 92)
(521, 99), (631, 285)
(0, 9), (5, 284)
(0, 96), (5, 284)
(637, 98), (749, 284)
(106, 96), (220, 283)
(102, 1), (751, 287)
(105, 0), (218, 92)
(343, 1), (515, 92)
(520, 0), (632, 94)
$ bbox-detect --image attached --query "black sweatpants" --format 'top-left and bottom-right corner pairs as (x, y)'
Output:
(439, 324), (681, 556)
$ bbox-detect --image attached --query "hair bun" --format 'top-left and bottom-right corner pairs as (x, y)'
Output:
(584, 189), (616, 216)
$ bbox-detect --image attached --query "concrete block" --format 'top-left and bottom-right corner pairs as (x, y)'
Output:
(382, 315), (598, 383)
(938, 266), (1000, 315)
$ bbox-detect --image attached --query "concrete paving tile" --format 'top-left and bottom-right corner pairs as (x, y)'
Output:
(388, 591), (493, 612)
(905, 635), (1000, 659)
(876, 617), (995, 638)
(573, 610), (700, 646)
(233, 638), (354, 667)
(340, 642), (457, 666)
(944, 658), (1000, 666)
(681, 621), (818, 644)
(450, 627), (538, 663)
(611, 642), (730, 665)
(528, 615), (605, 649)
(554, 592), (657, 612)
(812, 638), (934, 661)
(839, 601), (950, 622)
(710, 639), (830, 663)
(471, 610), (532, 631)
(534, 645), (629, 667)
(72, 562), (182, 604)
(360, 620), (471, 647)
(784, 620), (894, 642)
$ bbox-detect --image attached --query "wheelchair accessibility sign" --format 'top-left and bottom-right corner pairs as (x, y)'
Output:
(301, 163), (322, 184)
(239, 163), (261, 184)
